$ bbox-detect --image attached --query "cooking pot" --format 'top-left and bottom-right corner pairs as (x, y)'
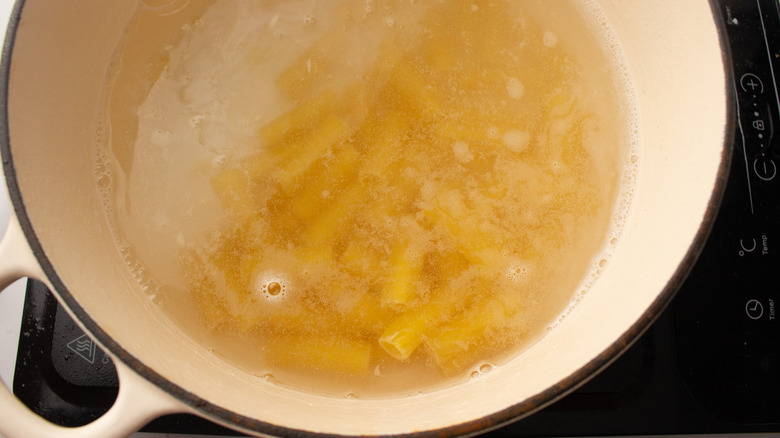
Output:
(0, 0), (731, 437)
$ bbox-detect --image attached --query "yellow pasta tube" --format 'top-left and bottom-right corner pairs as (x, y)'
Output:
(181, 241), (265, 334)
(259, 90), (339, 148)
(358, 110), (408, 178)
(381, 242), (423, 307)
(363, 194), (405, 221)
(298, 243), (338, 265)
(378, 310), (429, 361)
(340, 240), (381, 275)
(424, 298), (509, 373)
(257, 305), (348, 337)
(456, 234), (503, 266)
(239, 153), (278, 181)
(378, 272), (514, 363)
(419, 190), (504, 266)
(337, 82), (372, 129)
(363, 39), (406, 91)
(427, 250), (470, 286)
(419, 187), (466, 234)
(449, 218), (504, 266)
(343, 293), (395, 338)
(207, 221), (252, 272)
(289, 143), (359, 220)
(264, 335), (372, 376)
(275, 114), (354, 194)
(304, 181), (365, 245)
(226, 250), (261, 292)
(423, 35), (457, 72)
(384, 61), (444, 118)
(378, 299), (453, 360)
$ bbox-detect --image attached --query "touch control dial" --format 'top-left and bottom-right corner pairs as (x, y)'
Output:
(741, 73), (764, 94)
(753, 156), (777, 181)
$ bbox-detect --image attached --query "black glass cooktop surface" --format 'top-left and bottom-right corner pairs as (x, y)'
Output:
(12, 0), (780, 435)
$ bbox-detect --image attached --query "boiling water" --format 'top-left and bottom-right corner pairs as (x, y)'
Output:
(97, 0), (638, 396)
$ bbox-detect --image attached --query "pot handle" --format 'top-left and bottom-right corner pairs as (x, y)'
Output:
(0, 212), (188, 438)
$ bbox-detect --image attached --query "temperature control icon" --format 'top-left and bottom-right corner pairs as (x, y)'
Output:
(739, 238), (757, 256)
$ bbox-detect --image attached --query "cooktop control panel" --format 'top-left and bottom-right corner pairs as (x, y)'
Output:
(673, 0), (780, 424)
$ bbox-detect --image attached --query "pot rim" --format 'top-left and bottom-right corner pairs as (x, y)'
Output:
(0, 0), (735, 436)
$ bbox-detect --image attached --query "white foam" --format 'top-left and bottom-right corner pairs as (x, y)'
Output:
(542, 31), (558, 47)
(506, 77), (525, 100)
(451, 140), (473, 163)
(502, 130), (530, 152)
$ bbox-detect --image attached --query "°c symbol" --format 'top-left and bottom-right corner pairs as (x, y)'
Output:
(739, 238), (757, 256)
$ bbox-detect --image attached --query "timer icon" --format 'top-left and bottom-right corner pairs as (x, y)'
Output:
(746, 299), (764, 320)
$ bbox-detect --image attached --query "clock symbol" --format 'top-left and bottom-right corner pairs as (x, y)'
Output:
(746, 299), (764, 320)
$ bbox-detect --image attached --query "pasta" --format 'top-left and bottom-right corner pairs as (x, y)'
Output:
(258, 91), (338, 147)
(104, 0), (631, 392)
(177, 0), (627, 380)
(264, 335), (373, 376)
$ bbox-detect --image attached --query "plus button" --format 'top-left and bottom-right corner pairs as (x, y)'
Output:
(740, 73), (764, 94)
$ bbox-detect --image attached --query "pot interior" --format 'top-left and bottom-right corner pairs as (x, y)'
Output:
(3, 0), (728, 435)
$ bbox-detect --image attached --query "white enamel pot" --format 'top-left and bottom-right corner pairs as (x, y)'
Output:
(0, 1), (732, 437)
